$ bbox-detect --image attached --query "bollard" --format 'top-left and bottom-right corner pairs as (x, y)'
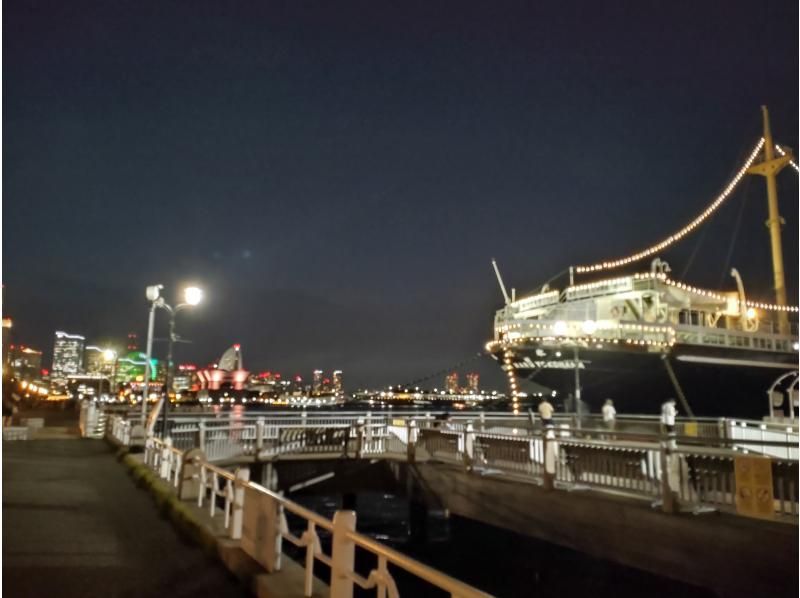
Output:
(256, 417), (265, 450)
(231, 467), (250, 540)
(330, 510), (357, 598)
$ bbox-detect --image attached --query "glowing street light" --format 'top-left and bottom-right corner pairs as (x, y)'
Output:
(183, 286), (203, 306)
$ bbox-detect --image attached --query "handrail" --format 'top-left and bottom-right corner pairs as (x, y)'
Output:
(141, 434), (491, 597)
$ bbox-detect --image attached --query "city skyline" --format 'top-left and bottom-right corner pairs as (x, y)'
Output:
(3, 1), (798, 389)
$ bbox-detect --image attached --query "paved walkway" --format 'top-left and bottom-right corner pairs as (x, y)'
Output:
(3, 426), (249, 597)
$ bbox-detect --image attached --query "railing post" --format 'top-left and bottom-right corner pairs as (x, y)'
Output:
(197, 421), (206, 452)
(256, 417), (265, 451)
(463, 422), (475, 469)
(160, 438), (173, 480)
(365, 411), (372, 442)
(356, 419), (365, 459)
(231, 467), (249, 540)
(659, 441), (679, 514)
(543, 430), (556, 491)
(301, 409), (307, 428)
(407, 419), (417, 464)
(479, 411), (486, 432)
(330, 510), (357, 598)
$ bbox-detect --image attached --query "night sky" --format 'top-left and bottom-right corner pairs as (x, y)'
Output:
(3, 1), (798, 388)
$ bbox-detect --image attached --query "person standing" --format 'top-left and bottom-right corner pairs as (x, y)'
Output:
(661, 399), (678, 446)
(602, 399), (616, 438)
(538, 398), (555, 429)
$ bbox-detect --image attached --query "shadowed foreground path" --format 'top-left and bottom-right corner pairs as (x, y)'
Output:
(3, 436), (249, 598)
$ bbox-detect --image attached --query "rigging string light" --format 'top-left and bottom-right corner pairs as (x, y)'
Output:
(775, 144), (800, 173)
(574, 138), (765, 274)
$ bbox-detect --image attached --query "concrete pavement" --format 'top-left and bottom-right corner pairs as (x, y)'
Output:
(3, 432), (250, 597)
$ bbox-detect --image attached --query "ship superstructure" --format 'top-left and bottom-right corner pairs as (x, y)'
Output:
(488, 108), (799, 418)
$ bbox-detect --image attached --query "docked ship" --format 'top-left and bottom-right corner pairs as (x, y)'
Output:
(487, 108), (799, 419)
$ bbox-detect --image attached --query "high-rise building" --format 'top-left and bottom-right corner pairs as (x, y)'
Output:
(126, 332), (138, 351)
(445, 372), (459, 394)
(52, 331), (85, 379)
(7, 345), (43, 380)
(312, 369), (323, 394)
(1, 317), (12, 366)
(466, 372), (480, 394)
(332, 370), (343, 393)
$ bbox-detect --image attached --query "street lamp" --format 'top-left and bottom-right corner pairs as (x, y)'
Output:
(140, 285), (204, 435)
(160, 286), (204, 437)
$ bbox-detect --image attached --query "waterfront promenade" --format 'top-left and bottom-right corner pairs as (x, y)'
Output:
(2, 415), (248, 598)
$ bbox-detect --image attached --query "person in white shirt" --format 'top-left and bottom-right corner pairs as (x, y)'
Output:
(661, 399), (677, 435)
(602, 399), (616, 436)
(538, 399), (554, 429)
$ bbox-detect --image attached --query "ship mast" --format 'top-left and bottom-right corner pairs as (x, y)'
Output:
(746, 106), (792, 335)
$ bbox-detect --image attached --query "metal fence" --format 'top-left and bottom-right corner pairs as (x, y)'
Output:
(107, 408), (799, 523)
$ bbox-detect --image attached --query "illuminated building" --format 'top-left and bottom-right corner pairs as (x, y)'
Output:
(173, 364), (198, 392)
(445, 372), (459, 394)
(312, 369), (323, 394)
(2, 317), (12, 366)
(196, 345), (249, 397)
(332, 370), (343, 393)
(52, 331), (85, 379)
(84, 345), (117, 377)
(466, 372), (480, 393)
(7, 345), (43, 380)
(114, 351), (158, 386)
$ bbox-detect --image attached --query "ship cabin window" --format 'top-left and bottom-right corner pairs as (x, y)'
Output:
(691, 311), (701, 326)
(679, 311), (688, 325)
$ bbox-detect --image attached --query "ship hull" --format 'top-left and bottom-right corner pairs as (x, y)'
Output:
(497, 344), (798, 419)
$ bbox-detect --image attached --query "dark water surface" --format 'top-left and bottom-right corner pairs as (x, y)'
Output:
(288, 492), (715, 598)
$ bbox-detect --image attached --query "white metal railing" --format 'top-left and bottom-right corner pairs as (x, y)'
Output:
(112, 409), (799, 521)
(141, 435), (491, 598)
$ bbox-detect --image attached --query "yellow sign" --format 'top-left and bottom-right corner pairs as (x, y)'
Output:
(734, 456), (774, 520)
(683, 421), (698, 437)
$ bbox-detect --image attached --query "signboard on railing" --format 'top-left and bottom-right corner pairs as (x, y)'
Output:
(734, 456), (774, 520)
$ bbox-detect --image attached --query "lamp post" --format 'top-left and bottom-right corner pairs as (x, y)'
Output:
(141, 285), (163, 426)
(159, 286), (203, 438)
(141, 285), (203, 437)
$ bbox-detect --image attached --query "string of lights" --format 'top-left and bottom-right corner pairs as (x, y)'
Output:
(574, 138), (765, 274)
(775, 144), (800, 173)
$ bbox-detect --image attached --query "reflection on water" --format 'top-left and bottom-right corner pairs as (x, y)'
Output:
(287, 492), (714, 598)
